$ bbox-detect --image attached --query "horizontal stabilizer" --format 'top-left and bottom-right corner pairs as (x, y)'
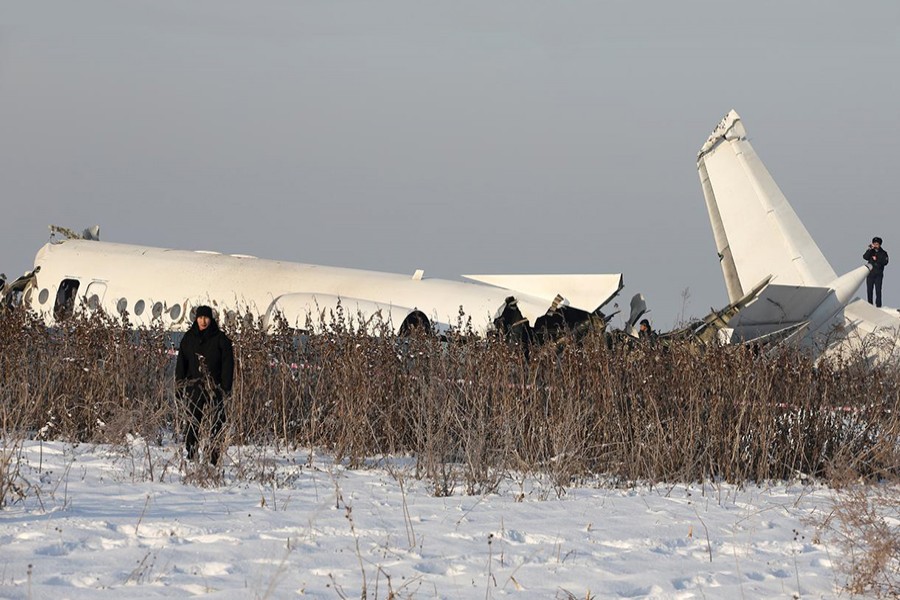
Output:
(729, 283), (831, 338)
(461, 274), (623, 313)
(727, 321), (809, 349)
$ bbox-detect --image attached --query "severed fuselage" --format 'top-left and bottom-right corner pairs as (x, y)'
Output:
(12, 235), (624, 340)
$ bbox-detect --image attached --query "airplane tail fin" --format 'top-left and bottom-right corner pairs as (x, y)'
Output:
(697, 111), (837, 303)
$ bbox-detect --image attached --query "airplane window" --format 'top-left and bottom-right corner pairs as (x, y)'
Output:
(38, 289), (49, 304)
(152, 302), (163, 319)
(117, 298), (128, 315)
(87, 294), (101, 310)
(134, 300), (145, 316)
(53, 279), (80, 321)
(169, 304), (181, 320)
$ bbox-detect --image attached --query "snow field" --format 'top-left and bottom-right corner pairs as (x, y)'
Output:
(0, 440), (846, 598)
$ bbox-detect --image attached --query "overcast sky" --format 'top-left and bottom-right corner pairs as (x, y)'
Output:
(1, 1), (897, 328)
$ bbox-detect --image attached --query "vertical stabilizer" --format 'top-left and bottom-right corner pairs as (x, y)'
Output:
(697, 111), (837, 303)
(699, 158), (743, 303)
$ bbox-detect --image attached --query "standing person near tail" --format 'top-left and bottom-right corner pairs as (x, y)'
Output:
(863, 237), (889, 307)
(176, 305), (234, 465)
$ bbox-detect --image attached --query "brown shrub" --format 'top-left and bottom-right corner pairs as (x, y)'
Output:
(0, 305), (898, 493)
(819, 485), (900, 597)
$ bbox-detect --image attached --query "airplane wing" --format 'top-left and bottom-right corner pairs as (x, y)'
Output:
(697, 110), (837, 303)
(461, 274), (623, 316)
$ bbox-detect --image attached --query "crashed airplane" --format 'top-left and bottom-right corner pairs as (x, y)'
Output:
(5, 228), (624, 340)
(697, 110), (900, 364)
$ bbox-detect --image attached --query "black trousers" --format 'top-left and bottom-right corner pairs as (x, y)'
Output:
(183, 384), (225, 465)
(866, 271), (884, 307)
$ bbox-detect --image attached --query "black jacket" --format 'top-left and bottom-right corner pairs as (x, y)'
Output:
(176, 318), (234, 393)
(864, 247), (889, 274)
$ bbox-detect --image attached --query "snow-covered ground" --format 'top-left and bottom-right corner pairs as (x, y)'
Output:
(1, 440), (849, 598)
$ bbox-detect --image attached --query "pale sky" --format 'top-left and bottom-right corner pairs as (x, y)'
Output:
(1, 1), (898, 328)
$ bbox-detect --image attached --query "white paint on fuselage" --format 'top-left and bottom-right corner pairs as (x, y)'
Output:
(29, 239), (623, 334)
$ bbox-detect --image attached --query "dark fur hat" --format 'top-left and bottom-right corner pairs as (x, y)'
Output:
(195, 305), (213, 319)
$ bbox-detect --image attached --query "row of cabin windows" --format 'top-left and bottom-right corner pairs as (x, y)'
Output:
(40, 279), (430, 333)
(42, 279), (184, 322)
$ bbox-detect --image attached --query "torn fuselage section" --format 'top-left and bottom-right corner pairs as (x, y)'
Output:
(1, 267), (40, 311)
(492, 296), (534, 345)
(655, 275), (782, 349)
(491, 279), (623, 348)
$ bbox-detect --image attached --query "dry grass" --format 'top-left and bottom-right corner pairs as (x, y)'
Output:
(3, 305), (900, 592)
(818, 484), (900, 597)
(2, 306), (899, 490)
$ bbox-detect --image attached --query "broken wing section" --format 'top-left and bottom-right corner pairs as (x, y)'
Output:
(697, 110), (837, 302)
(660, 274), (771, 345)
(460, 274), (623, 322)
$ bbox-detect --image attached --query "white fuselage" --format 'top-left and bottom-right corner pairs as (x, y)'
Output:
(28, 239), (622, 334)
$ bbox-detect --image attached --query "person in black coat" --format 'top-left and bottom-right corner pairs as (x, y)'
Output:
(638, 318), (657, 343)
(176, 305), (234, 465)
(863, 236), (889, 307)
